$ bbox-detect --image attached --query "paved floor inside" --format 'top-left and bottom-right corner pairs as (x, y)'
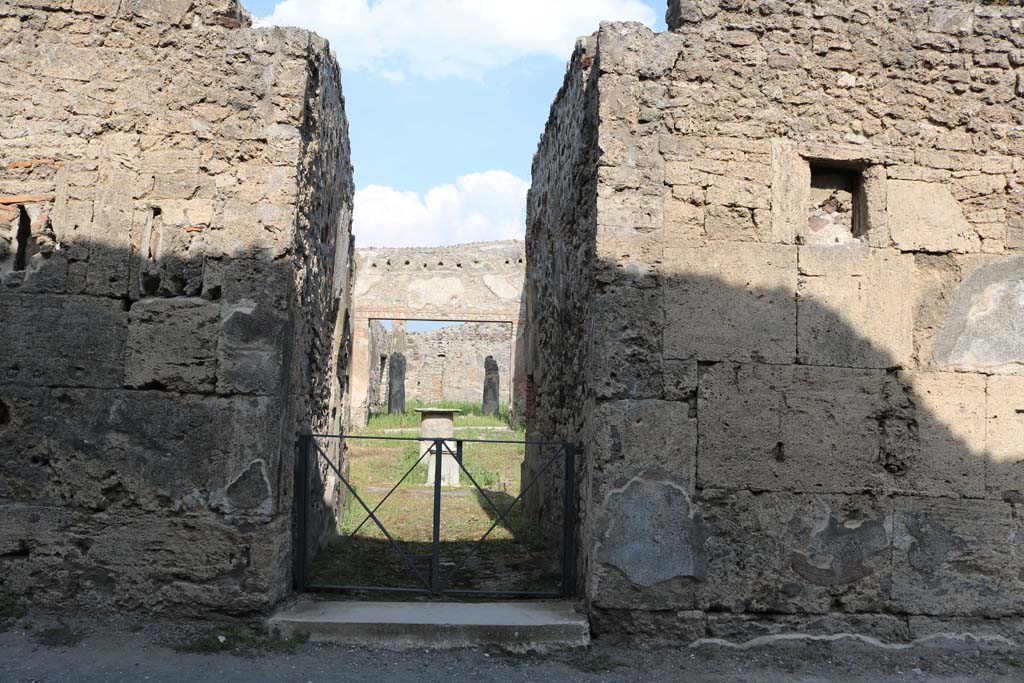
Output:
(2, 613), (1022, 683)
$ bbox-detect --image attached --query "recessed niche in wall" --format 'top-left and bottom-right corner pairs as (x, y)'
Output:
(807, 161), (866, 244)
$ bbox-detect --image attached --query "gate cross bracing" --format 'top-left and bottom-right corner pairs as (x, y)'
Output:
(294, 433), (577, 598)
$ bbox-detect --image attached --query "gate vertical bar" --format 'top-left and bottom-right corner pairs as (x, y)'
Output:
(560, 442), (577, 597)
(294, 434), (310, 592)
(431, 438), (444, 595)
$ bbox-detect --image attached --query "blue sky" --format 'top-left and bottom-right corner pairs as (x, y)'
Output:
(248, 0), (667, 247)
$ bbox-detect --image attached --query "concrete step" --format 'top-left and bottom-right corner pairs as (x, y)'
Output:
(268, 600), (590, 652)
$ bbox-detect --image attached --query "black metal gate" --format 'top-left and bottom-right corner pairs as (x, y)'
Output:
(294, 433), (576, 598)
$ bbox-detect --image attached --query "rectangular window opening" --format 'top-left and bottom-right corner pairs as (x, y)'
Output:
(807, 161), (868, 242)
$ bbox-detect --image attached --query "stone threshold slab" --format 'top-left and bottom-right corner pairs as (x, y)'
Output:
(268, 600), (590, 652)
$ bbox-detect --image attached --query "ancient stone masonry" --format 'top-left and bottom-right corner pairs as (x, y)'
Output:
(366, 322), (513, 410)
(350, 241), (526, 427)
(0, 0), (354, 615)
(528, 0), (1024, 645)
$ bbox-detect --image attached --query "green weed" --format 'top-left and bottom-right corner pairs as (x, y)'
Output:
(175, 626), (308, 656)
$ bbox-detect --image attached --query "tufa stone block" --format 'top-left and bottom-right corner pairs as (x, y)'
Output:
(986, 375), (1024, 499)
(889, 498), (1023, 617)
(663, 242), (797, 364)
(797, 245), (914, 369)
(125, 298), (220, 393)
(698, 363), (889, 494)
(0, 294), (127, 389)
(888, 180), (980, 253)
(698, 491), (893, 615)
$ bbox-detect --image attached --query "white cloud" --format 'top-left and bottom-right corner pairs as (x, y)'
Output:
(354, 170), (529, 248)
(257, 0), (657, 80)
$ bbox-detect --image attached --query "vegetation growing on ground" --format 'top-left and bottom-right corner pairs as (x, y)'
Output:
(363, 400), (514, 431)
(307, 407), (560, 598)
(175, 626), (308, 656)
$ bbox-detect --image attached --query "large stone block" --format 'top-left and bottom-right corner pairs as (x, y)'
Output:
(698, 363), (889, 493)
(587, 285), (664, 399)
(211, 257), (292, 395)
(589, 398), (698, 498)
(20, 389), (283, 515)
(892, 371), (987, 499)
(889, 498), (1023, 617)
(798, 245), (913, 368)
(933, 256), (1024, 375)
(986, 375), (1024, 499)
(911, 253), (959, 370)
(587, 383), (698, 610)
(591, 473), (706, 610)
(663, 242), (797, 364)
(0, 504), (286, 614)
(697, 491), (893, 615)
(888, 180), (980, 253)
(0, 294), (127, 388)
(125, 298), (220, 392)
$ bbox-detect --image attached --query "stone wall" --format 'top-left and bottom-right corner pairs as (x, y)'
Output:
(529, 0), (1024, 644)
(366, 320), (394, 414)
(350, 241), (527, 427)
(367, 323), (513, 408)
(0, 0), (354, 616)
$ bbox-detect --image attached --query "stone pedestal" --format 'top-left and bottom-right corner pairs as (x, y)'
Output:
(418, 408), (462, 487)
(482, 355), (500, 417)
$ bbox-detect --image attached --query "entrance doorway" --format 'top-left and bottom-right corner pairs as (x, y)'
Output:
(294, 431), (575, 598)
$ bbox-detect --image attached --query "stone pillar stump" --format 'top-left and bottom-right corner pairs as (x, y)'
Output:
(482, 355), (500, 416)
(388, 352), (406, 415)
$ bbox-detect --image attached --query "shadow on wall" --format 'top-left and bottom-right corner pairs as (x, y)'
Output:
(533, 251), (1024, 636)
(0, 235), (349, 614)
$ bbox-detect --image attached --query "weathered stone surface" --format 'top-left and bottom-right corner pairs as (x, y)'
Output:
(663, 243), (797, 364)
(888, 180), (980, 253)
(482, 355), (500, 416)
(0, 295), (127, 389)
(0, 1), (354, 617)
(531, 0), (1024, 644)
(706, 612), (912, 645)
(125, 298), (220, 392)
(933, 256), (1024, 374)
(986, 375), (1024, 498)
(387, 353), (406, 415)
(698, 491), (893, 615)
(798, 245), (913, 368)
(368, 322), (513, 411)
(589, 401), (700, 610)
(698, 363), (889, 494)
(890, 498), (1023, 617)
(894, 371), (987, 499)
(590, 608), (706, 646)
(590, 285), (664, 399)
(592, 474), (706, 610)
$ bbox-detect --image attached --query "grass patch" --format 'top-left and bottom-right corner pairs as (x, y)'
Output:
(175, 626), (308, 657)
(364, 401), (513, 431)
(307, 435), (560, 598)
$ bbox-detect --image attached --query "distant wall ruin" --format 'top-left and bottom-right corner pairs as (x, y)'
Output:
(529, 0), (1024, 644)
(365, 322), (513, 412)
(350, 241), (526, 428)
(0, 0), (354, 616)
